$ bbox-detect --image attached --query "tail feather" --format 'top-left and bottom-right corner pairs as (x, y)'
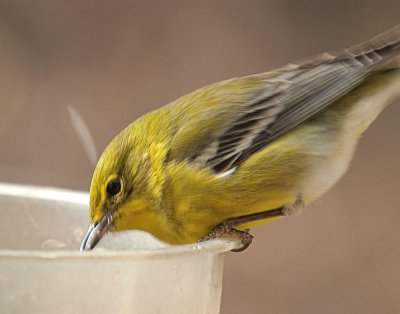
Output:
(346, 25), (400, 68)
(289, 25), (400, 71)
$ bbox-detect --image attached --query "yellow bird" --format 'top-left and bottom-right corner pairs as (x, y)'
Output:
(81, 26), (400, 252)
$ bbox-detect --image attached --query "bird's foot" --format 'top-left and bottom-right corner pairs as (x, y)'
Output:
(199, 207), (287, 252)
(199, 224), (254, 252)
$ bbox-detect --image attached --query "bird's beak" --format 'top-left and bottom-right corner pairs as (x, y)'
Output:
(80, 212), (112, 251)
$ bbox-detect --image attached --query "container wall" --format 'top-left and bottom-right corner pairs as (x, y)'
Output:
(0, 186), (233, 314)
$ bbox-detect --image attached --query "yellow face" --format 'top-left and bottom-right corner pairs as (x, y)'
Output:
(81, 167), (129, 250)
(80, 122), (172, 250)
(89, 124), (147, 217)
(90, 172), (156, 232)
(89, 174), (123, 222)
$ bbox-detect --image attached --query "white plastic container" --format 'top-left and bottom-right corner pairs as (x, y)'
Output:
(0, 183), (238, 314)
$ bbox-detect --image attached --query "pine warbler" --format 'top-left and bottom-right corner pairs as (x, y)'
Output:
(81, 26), (400, 252)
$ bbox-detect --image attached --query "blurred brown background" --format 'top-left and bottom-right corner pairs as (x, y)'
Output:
(1, 1), (399, 313)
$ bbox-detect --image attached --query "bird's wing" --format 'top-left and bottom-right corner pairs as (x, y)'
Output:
(169, 26), (400, 174)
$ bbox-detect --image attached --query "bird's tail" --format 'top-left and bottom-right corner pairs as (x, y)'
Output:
(346, 25), (400, 69)
(342, 26), (400, 136)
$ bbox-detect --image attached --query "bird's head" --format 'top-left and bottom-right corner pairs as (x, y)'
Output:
(80, 123), (168, 251)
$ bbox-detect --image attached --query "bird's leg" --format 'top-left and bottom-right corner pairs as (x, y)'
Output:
(200, 224), (254, 252)
(199, 207), (285, 252)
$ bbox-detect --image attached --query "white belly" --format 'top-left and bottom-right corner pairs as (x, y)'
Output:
(302, 136), (358, 203)
(303, 70), (400, 202)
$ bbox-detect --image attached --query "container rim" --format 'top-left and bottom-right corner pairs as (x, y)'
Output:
(0, 183), (240, 260)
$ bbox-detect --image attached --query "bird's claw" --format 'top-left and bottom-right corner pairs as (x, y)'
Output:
(199, 224), (254, 252)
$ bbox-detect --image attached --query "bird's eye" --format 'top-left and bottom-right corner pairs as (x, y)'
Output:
(106, 178), (121, 196)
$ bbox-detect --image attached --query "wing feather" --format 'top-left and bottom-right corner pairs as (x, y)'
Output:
(168, 26), (400, 174)
(207, 58), (371, 171)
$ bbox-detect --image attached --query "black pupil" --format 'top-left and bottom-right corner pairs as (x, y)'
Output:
(107, 179), (121, 196)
